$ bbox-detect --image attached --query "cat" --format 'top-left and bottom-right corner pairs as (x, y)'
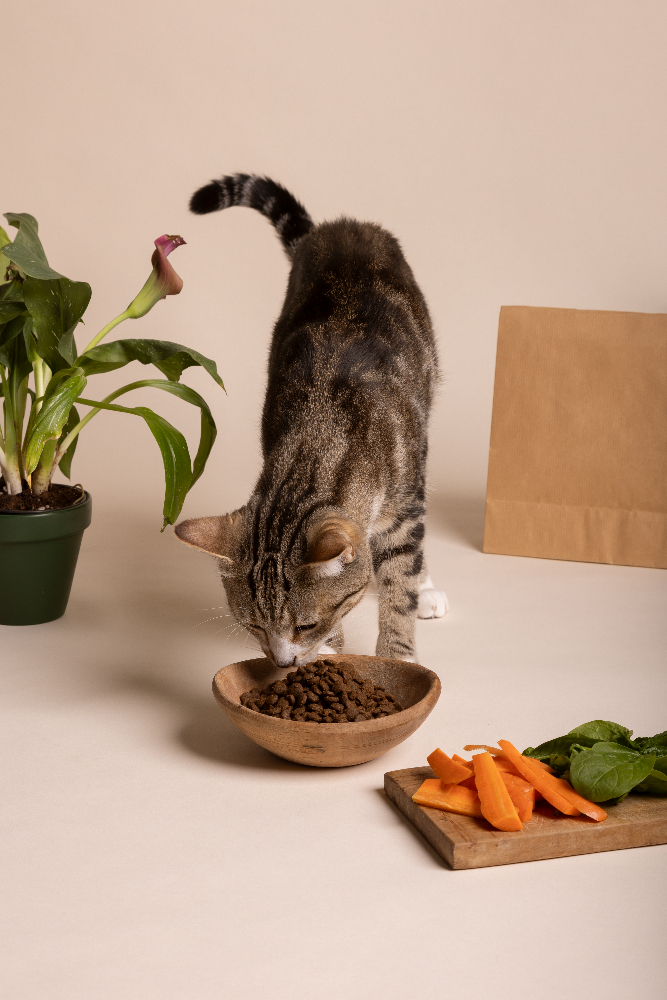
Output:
(175, 174), (448, 668)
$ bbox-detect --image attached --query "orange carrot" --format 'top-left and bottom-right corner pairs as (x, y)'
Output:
(459, 773), (478, 790)
(497, 741), (579, 815)
(464, 744), (507, 757)
(412, 779), (483, 817)
(493, 756), (554, 778)
(528, 758), (555, 774)
(427, 748), (473, 784)
(472, 753), (523, 831)
(492, 758), (525, 777)
(498, 741), (607, 822)
(452, 753), (473, 767)
(497, 771), (535, 823)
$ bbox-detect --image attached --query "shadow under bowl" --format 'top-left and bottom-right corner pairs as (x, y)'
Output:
(212, 654), (441, 767)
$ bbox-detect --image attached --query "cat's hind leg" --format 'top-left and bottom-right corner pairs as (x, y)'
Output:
(417, 567), (449, 619)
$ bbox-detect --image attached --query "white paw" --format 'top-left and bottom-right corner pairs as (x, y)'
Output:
(317, 644), (339, 655)
(417, 588), (449, 619)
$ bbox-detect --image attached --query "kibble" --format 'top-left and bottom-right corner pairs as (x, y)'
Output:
(240, 659), (404, 723)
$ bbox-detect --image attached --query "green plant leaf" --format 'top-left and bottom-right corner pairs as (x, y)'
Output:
(0, 314), (28, 368)
(2, 213), (65, 280)
(24, 367), (87, 474)
(77, 338), (225, 389)
(23, 276), (91, 371)
(567, 720), (633, 742)
(134, 407), (192, 527)
(0, 224), (12, 281)
(569, 743), (656, 802)
(0, 301), (26, 324)
(0, 277), (26, 304)
(91, 378), (217, 488)
(57, 405), (80, 479)
(0, 316), (32, 382)
(71, 395), (193, 526)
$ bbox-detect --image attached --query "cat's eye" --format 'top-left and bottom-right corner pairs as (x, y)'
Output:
(295, 623), (318, 633)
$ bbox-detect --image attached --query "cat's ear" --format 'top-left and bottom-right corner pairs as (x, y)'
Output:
(302, 518), (363, 580)
(174, 509), (245, 577)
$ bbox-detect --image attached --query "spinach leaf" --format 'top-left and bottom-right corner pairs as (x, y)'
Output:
(633, 731), (667, 751)
(570, 744), (656, 802)
(634, 770), (667, 796)
(523, 735), (597, 759)
(567, 720), (633, 742)
(652, 755), (667, 776)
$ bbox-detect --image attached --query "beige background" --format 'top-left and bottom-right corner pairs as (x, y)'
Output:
(2, 2), (666, 998)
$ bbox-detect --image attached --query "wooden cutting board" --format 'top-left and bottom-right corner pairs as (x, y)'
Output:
(384, 767), (667, 869)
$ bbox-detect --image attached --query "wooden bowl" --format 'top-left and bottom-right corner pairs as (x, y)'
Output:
(212, 654), (441, 767)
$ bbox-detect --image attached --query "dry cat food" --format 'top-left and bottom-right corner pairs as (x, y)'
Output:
(240, 658), (404, 723)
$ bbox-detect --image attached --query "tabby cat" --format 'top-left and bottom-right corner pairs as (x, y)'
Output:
(175, 174), (447, 667)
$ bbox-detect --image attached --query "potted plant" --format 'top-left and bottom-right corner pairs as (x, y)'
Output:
(0, 213), (224, 626)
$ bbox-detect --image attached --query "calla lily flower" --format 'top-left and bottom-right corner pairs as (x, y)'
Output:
(126, 234), (186, 319)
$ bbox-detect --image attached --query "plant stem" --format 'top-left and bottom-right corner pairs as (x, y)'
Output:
(0, 368), (23, 494)
(32, 357), (51, 417)
(31, 439), (58, 495)
(79, 308), (132, 356)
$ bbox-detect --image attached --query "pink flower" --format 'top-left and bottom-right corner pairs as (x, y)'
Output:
(126, 234), (186, 319)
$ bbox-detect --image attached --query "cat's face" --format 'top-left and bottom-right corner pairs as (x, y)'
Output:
(175, 510), (371, 668)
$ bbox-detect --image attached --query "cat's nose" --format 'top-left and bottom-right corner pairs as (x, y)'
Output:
(268, 635), (301, 669)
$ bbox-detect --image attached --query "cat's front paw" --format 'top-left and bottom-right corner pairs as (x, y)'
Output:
(317, 644), (339, 655)
(417, 588), (449, 619)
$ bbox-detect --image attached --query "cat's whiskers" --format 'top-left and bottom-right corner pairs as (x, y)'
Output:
(188, 612), (236, 631)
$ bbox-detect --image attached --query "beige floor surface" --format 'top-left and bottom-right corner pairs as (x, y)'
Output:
(3, 494), (666, 1000)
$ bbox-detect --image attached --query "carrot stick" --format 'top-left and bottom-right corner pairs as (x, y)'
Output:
(452, 754), (473, 766)
(463, 744), (507, 757)
(497, 740), (579, 815)
(528, 758), (555, 774)
(427, 748), (473, 784)
(497, 771), (535, 823)
(492, 758), (525, 777)
(492, 753), (554, 776)
(498, 741), (607, 822)
(412, 779), (483, 817)
(472, 753), (523, 831)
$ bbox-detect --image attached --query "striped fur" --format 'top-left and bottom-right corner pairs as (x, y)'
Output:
(176, 176), (447, 667)
(190, 173), (313, 258)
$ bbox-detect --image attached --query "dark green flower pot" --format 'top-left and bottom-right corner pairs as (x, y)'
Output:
(0, 492), (92, 626)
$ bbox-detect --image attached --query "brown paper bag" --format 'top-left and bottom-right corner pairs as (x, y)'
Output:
(483, 306), (667, 568)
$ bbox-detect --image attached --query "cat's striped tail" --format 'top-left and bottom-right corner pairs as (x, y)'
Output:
(189, 173), (313, 258)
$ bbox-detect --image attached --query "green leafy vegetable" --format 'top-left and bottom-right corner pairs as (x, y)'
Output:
(524, 721), (667, 802)
(569, 743), (656, 802)
(567, 720), (633, 743)
(523, 735), (598, 761)
(634, 770), (667, 796)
